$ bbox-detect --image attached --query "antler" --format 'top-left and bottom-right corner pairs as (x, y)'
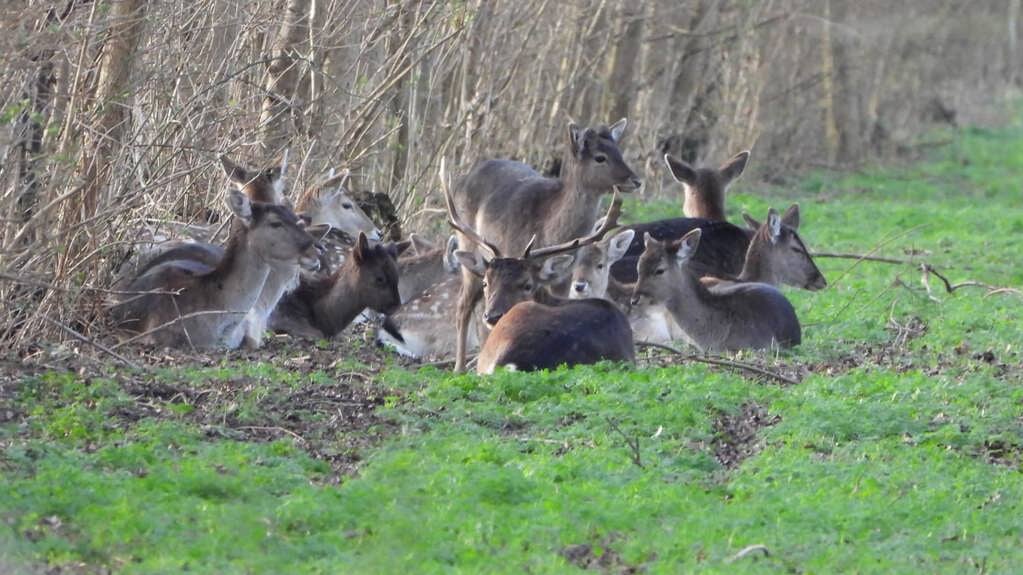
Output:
(522, 192), (623, 259)
(440, 158), (501, 259)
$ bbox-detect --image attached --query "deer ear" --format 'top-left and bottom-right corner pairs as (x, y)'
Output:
(720, 150), (751, 183)
(664, 154), (697, 185)
(540, 254), (576, 283)
(767, 208), (782, 244)
(742, 212), (761, 230)
(220, 155), (250, 186)
(454, 250), (487, 277)
(673, 228), (701, 264)
(353, 232), (370, 264)
(321, 168), (350, 191)
(607, 229), (635, 263)
(225, 190), (254, 227)
(609, 118), (628, 143)
(781, 203), (800, 230)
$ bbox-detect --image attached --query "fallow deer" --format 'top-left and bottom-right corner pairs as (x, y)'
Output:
(665, 150), (750, 221)
(110, 191), (318, 349)
(447, 187), (633, 374)
(269, 233), (408, 339)
(631, 227), (801, 352)
(449, 119), (642, 371)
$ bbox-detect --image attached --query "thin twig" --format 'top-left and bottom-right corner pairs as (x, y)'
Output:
(812, 251), (917, 265)
(605, 416), (643, 468)
(110, 310), (245, 350)
(40, 315), (141, 370)
(726, 544), (770, 563)
(635, 341), (799, 386)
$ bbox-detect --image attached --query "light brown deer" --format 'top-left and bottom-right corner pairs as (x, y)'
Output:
(375, 274), (481, 361)
(296, 169), (383, 243)
(447, 189), (633, 374)
(269, 233), (408, 339)
(664, 150), (750, 221)
(631, 226), (801, 352)
(396, 234), (459, 304)
(110, 191), (319, 349)
(449, 119), (642, 371)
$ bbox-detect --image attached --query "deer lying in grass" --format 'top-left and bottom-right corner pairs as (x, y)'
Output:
(447, 189), (633, 374)
(575, 205), (823, 345)
(110, 191), (318, 349)
(631, 225), (802, 352)
(269, 232), (408, 339)
(665, 150), (750, 221)
(449, 119), (642, 371)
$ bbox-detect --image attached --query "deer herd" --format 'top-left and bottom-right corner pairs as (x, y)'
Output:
(110, 118), (828, 374)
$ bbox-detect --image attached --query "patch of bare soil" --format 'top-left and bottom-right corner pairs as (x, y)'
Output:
(2, 328), (418, 480)
(712, 402), (781, 469)
(978, 438), (1023, 470)
(560, 533), (646, 574)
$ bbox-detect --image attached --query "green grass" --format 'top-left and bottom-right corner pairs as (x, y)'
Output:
(2, 123), (1023, 573)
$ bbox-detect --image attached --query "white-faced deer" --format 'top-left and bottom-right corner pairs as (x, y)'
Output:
(269, 233), (408, 339)
(448, 119), (642, 371)
(447, 190), (633, 374)
(110, 191), (318, 349)
(297, 169), (383, 243)
(631, 228), (801, 352)
(665, 150), (750, 221)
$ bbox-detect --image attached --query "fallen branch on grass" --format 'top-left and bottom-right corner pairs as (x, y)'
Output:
(727, 544), (770, 563)
(635, 341), (799, 385)
(812, 251), (917, 265)
(920, 264), (1023, 298)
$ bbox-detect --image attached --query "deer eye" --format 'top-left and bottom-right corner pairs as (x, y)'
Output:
(342, 203), (353, 209)
(521, 283), (531, 291)
(596, 263), (604, 270)
(655, 268), (666, 276)
(594, 154), (607, 164)
(375, 276), (385, 285)
(270, 221), (283, 229)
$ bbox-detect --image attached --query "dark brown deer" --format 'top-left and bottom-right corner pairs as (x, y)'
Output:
(110, 191), (318, 349)
(448, 119), (642, 371)
(665, 150), (750, 221)
(269, 233), (408, 339)
(447, 189), (633, 374)
(631, 227), (801, 352)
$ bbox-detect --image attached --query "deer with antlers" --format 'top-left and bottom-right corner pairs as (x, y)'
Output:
(445, 176), (634, 373)
(446, 119), (642, 371)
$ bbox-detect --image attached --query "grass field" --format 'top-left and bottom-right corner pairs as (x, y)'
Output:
(1, 123), (1022, 574)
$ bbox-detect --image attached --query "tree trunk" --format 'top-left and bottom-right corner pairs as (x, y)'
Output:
(260, 0), (312, 158)
(70, 0), (146, 223)
(606, 3), (643, 122)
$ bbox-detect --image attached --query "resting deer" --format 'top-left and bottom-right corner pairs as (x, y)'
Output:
(665, 149), (750, 221)
(447, 188), (633, 374)
(397, 234), (459, 303)
(449, 119), (642, 371)
(110, 191), (318, 349)
(631, 226), (801, 352)
(375, 274), (480, 360)
(269, 233), (407, 339)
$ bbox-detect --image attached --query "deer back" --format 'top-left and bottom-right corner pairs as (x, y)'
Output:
(612, 218), (751, 284)
(477, 299), (634, 374)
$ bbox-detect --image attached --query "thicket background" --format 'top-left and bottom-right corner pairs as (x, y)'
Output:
(1, 0), (1020, 348)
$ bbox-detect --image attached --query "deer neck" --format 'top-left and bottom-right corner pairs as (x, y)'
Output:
(532, 287), (572, 307)
(605, 277), (633, 305)
(736, 236), (774, 284)
(204, 233), (272, 313)
(683, 184), (726, 221)
(311, 267), (366, 337)
(550, 165), (606, 241)
(663, 269), (723, 334)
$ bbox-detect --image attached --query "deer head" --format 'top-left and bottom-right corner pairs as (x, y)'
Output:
(569, 227), (635, 299)
(345, 232), (408, 315)
(631, 229), (702, 307)
(298, 169), (383, 241)
(220, 151), (289, 205)
(741, 204), (827, 291)
(664, 150), (750, 220)
(225, 190), (319, 270)
(566, 119), (643, 193)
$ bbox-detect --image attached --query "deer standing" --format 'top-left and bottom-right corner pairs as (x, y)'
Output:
(448, 119), (642, 371)
(447, 186), (633, 373)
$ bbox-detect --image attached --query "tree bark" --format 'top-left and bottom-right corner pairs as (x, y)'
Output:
(71, 0), (146, 223)
(606, 3), (643, 122)
(260, 0), (312, 158)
